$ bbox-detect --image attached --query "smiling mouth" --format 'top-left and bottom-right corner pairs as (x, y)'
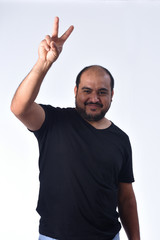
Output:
(85, 102), (103, 108)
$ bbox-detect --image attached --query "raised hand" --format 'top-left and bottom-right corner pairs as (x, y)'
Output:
(38, 17), (74, 63)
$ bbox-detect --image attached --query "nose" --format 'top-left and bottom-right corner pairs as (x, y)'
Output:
(89, 92), (99, 103)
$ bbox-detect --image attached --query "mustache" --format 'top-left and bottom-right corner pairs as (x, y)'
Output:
(84, 102), (103, 108)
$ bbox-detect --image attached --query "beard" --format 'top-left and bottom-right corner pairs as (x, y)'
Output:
(75, 99), (110, 122)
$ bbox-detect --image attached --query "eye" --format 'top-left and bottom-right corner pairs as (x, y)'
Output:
(83, 90), (91, 94)
(98, 90), (107, 95)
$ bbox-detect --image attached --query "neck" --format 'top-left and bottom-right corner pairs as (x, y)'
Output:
(86, 117), (111, 130)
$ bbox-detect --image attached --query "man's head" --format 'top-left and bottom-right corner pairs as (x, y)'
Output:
(74, 65), (114, 122)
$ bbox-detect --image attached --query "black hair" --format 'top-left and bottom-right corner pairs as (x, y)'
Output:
(76, 65), (114, 91)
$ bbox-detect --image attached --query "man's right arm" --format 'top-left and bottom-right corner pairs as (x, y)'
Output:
(10, 59), (51, 131)
(10, 17), (74, 131)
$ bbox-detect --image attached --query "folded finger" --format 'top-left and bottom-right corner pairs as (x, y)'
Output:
(41, 39), (50, 51)
(51, 41), (61, 54)
(45, 35), (52, 45)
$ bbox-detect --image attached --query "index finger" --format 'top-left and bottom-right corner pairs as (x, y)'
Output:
(60, 25), (74, 43)
(52, 16), (59, 38)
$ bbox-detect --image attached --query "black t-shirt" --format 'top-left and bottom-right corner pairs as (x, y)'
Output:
(31, 105), (134, 240)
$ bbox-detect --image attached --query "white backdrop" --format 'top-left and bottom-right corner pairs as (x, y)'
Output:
(0, 0), (160, 239)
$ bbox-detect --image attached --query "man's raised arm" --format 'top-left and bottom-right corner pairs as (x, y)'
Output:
(10, 17), (74, 131)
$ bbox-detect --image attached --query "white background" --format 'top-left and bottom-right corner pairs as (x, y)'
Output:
(0, 0), (160, 239)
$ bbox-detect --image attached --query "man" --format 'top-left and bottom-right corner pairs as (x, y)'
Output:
(11, 17), (140, 240)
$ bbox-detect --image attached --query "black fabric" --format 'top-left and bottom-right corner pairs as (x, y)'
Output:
(31, 105), (134, 240)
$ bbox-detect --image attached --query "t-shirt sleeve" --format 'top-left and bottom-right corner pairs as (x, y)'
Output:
(119, 136), (135, 183)
(28, 104), (59, 140)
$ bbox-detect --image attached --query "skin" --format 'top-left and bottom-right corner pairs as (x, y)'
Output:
(118, 183), (140, 240)
(10, 17), (140, 239)
(10, 17), (74, 131)
(74, 66), (114, 129)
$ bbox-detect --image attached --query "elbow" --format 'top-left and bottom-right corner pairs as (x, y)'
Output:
(10, 100), (16, 115)
(10, 99), (19, 116)
(118, 195), (138, 213)
(10, 99), (25, 117)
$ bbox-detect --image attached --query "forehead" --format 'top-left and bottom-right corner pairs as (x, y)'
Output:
(80, 67), (111, 89)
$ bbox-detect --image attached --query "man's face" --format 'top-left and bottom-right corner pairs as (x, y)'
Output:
(74, 67), (114, 122)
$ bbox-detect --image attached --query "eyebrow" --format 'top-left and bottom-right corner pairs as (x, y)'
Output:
(81, 87), (108, 92)
(98, 88), (108, 92)
(81, 87), (92, 90)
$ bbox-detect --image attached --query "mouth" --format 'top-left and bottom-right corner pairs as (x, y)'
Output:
(84, 102), (103, 112)
(85, 102), (103, 108)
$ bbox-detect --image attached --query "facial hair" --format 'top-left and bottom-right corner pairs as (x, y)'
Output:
(75, 99), (110, 122)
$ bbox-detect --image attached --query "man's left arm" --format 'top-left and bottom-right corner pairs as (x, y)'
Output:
(118, 182), (140, 240)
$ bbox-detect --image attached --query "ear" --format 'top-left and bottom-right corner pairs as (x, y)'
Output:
(111, 90), (114, 98)
(74, 86), (77, 97)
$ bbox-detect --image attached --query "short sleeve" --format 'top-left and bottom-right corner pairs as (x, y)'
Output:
(28, 104), (60, 140)
(119, 137), (135, 183)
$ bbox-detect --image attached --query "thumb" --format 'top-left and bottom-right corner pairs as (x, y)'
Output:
(51, 41), (61, 55)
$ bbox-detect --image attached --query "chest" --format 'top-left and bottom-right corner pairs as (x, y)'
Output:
(42, 120), (126, 186)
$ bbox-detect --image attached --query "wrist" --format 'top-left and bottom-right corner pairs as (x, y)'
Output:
(33, 58), (53, 75)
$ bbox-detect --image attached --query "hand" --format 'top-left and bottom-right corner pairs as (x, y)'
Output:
(38, 17), (74, 64)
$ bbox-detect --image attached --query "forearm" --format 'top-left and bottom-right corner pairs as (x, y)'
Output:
(118, 196), (140, 240)
(11, 58), (52, 116)
(11, 17), (74, 117)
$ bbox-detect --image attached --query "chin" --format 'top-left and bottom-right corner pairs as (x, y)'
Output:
(75, 100), (109, 122)
(77, 108), (106, 122)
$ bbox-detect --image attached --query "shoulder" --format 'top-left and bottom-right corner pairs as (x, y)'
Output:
(39, 104), (76, 121)
(111, 123), (129, 138)
(31, 105), (75, 136)
(40, 104), (75, 114)
(110, 123), (131, 146)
